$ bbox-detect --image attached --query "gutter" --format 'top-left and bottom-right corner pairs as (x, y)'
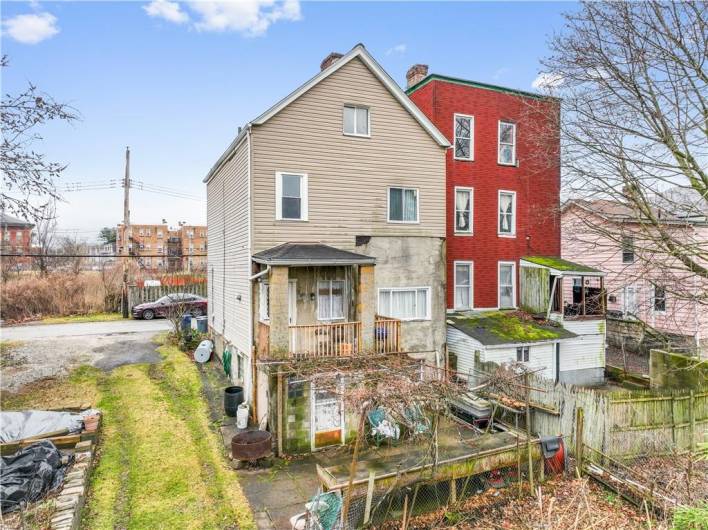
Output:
(203, 124), (251, 184)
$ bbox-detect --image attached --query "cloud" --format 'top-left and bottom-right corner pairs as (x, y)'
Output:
(386, 43), (406, 56)
(3, 12), (59, 44)
(144, 0), (300, 36)
(532, 72), (565, 90)
(143, 0), (190, 24)
(492, 67), (510, 81)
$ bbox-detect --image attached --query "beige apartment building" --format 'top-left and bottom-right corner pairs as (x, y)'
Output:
(117, 223), (207, 272)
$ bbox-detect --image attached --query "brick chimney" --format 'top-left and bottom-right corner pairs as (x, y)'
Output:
(320, 52), (343, 71)
(406, 64), (429, 88)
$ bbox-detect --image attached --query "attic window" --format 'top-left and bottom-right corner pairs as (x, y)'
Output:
(343, 105), (369, 137)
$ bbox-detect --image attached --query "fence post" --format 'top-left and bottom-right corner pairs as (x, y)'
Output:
(575, 407), (584, 476)
(689, 390), (696, 452)
(671, 395), (676, 446)
(363, 470), (375, 525)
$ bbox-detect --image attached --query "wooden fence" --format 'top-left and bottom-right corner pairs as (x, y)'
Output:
(526, 374), (707, 460)
(126, 282), (207, 309)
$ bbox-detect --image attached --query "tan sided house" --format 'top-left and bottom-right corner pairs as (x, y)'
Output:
(205, 44), (449, 454)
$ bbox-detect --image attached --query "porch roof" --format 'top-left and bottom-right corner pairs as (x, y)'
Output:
(252, 242), (376, 266)
(447, 311), (577, 346)
(521, 256), (605, 277)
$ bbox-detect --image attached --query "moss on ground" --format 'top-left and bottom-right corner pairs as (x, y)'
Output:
(41, 312), (123, 325)
(1, 338), (255, 530)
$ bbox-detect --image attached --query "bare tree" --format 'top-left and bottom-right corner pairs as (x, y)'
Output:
(530, 2), (707, 306)
(33, 201), (57, 276)
(1, 55), (78, 222)
(56, 235), (86, 275)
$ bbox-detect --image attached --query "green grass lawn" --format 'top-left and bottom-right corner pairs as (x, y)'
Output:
(40, 312), (124, 325)
(1, 338), (255, 530)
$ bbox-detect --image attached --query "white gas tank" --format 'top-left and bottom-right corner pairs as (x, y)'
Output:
(236, 403), (249, 429)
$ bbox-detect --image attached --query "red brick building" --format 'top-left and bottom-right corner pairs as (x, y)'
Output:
(1, 212), (34, 256)
(407, 67), (561, 310)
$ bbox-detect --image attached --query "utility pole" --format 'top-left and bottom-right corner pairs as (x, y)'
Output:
(121, 147), (131, 318)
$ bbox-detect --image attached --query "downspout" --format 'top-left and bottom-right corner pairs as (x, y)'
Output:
(249, 265), (270, 281)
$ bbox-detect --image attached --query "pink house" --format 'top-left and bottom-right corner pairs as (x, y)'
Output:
(562, 199), (708, 358)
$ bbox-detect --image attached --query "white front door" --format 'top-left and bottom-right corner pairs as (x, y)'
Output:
(623, 285), (639, 317)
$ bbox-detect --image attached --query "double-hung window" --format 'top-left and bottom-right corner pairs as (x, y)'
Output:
(499, 262), (516, 308)
(454, 262), (473, 310)
(454, 114), (474, 160)
(653, 285), (666, 313)
(388, 187), (418, 223)
(621, 236), (634, 263)
(454, 187), (473, 233)
(343, 105), (369, 136)
(516, 346), (530, 362)
(318, 280), (345, 321)
(498, 191), (516, 236)
(378, 287), (430, 320)
(498, 121), (516, 165)
(276, 172), (308, 221)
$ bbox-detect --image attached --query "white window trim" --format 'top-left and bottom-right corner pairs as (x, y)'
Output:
(453, 113), (474, 161)
(497, 190), (517, 237)
(454, 186), (474, 234)
(275, 171), (309, 221)
(453, 261), (474, 311)
(498, 120), (517, 166)
(343, 104), (371, 138)
(498, 261), (517, 309)
(317, 279), (347, 322)
(259, 281), (270, 322)
(652, 284), (666, 315)
(377, 286), (431, 321)
(387, 186), (420, 224)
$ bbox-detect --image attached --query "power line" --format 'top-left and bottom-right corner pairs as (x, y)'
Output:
(1, 253), (207, 258)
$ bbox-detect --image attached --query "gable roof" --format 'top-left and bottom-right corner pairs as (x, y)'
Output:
(204, 43), (449, 183)
(0, 212), (34, 228)
(252, 242), (375, 266)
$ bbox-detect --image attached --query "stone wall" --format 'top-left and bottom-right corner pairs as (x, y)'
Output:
(649, 349), (708, 389)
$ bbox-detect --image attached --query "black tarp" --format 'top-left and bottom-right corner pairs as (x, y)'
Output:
(0, 440), (71, 513)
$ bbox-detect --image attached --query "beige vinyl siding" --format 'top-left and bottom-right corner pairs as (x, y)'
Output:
(250, 57), (446, 252)
(207, 137), (252, 358)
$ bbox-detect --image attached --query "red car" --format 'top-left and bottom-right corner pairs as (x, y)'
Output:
(131, 293), (207, 320)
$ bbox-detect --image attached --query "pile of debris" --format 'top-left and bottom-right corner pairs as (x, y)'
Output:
(0, 408), (101, 530)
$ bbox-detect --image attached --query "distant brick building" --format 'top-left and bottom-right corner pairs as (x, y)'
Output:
(117, 222), (206, 272)
(1, 212), (34, 268)
(407, 67), (561, 310)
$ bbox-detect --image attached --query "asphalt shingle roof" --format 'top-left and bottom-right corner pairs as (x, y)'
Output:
(252, 242), (375, 266)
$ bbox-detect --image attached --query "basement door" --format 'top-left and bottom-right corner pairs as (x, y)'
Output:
(311, 381), (344, 450)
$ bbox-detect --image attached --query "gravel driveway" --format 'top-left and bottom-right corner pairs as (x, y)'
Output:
(1, 319), (171, 393)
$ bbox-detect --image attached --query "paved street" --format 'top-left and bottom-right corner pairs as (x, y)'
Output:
(1, 319), (171, 393)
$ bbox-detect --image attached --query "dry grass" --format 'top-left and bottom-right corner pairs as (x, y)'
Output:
(1, 269), (121, 322)
(41, 312), (122, 324)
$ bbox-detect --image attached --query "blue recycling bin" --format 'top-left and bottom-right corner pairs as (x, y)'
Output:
(196, 316), (208, 333)
(181, 314), (192, 334)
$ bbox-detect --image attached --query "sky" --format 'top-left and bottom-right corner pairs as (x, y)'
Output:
(2, 0), (575, 242)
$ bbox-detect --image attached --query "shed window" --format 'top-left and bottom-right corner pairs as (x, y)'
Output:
(516, 346), (530, 362)
(454, 114), (474, 160)
(343, 105), (369, 136)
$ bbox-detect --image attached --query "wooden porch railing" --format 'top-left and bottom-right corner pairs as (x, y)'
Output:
(375, 315), (401, 354)
(289, 321), (362, 358)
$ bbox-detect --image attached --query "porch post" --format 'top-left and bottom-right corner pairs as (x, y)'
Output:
(269, 266), (290, 357)
(357, 264), (376, 352)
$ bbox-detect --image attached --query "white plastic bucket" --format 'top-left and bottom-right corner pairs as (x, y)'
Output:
(236, 403), (249, 429)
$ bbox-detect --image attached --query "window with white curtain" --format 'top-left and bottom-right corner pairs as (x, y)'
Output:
(318, 280), (345, 320)
(378, 287), (430, 320)
(455, 187), (473, 233)
(388, 187), (418, 223)
(498, 262), (516, 308)
(498, 191), (516, 236)
(454, 262), (473, 310)
(343, 105), (370, 136)
(454, 114), (474, 160)
(498, 121), (516, 165)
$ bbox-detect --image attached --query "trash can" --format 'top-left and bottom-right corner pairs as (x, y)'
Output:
(181, 314), (192, 334)
(224, 386), (244, 417)
(196, 316), (208, 333)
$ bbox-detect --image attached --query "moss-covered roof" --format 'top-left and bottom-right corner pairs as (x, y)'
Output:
(447, 311), (577, 346)
(522, 256), (603, 274)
